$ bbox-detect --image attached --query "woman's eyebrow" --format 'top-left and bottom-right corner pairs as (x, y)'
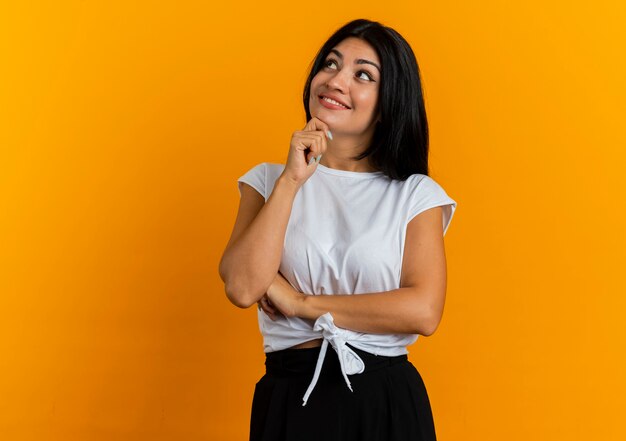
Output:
(329, 48), (380, 72)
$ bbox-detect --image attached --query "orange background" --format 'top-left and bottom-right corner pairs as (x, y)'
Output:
(1, 1), (625, 440)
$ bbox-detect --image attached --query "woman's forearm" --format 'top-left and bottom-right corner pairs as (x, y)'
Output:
(298, 287), (439, 336)
(221, 175), (300, 308)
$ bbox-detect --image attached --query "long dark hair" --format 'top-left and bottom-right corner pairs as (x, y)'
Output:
(303, 19), (429, 180)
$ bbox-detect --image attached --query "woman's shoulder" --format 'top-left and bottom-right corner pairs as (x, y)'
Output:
(239, 162), (285, 180)
(265, 162), (286, 173)
(404, 173), (449, 192)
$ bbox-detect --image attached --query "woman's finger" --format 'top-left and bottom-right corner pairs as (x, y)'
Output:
(301, 118), (330, 163)
(258, 303), (274, 320)
(294, 132), (323, 165)
(262, 296), (276, 313)
(259, 297), (277, 320)
(303, 116), (330, 135)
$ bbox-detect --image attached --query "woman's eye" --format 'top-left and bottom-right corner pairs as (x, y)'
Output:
(324, 59), (374, 82)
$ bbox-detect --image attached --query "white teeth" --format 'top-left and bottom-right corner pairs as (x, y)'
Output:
(322, 96), (348, 108)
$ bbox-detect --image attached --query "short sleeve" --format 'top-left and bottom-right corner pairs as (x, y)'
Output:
(237, 162), (266, 199)
(408, 175), (458, 236)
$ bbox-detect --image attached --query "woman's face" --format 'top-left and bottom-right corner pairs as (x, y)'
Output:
(309, 37), (381, 138)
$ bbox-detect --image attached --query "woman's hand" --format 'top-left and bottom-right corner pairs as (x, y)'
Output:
(281, 117), (332, 187)
(257, 294), (278, 320)
(257, 272), (305, 320)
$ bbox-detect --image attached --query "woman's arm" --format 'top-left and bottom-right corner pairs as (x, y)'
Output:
(266, 206), (449, 336)
(220, 119), (330, 309)
(219, 175), (300, 309)
(298, 287), (438, 336)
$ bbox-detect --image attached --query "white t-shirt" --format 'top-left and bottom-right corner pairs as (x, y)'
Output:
(237, 162), (457, 405)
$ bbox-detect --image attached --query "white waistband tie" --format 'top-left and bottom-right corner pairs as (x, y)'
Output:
(301, 312), (365, 406)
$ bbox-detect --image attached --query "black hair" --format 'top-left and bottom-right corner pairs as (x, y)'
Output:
(303, 18), (430, 180)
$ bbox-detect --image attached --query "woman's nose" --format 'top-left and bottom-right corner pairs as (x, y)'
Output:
(325, 69), (351, 91)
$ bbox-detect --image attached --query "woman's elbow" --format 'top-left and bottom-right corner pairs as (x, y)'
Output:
(219, 259), (254, 308)
(224, 283), (256, 309)
(223, 276), (270, 309)
(219, 260), (273, 309)
(410, 302), (442, 336)
(421, 311), (443, 336)
(420, 321), (438, 337)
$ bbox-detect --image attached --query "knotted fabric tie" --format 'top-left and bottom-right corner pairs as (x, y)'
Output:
(301, 312), (365, 406)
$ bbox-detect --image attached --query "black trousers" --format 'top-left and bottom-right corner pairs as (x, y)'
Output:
(250, 343), (437, 441)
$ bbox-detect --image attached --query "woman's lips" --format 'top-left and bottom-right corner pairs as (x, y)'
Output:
(319, 96), (350, 110)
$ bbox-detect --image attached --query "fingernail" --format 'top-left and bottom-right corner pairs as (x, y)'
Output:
(316, 154), (322, 163)
(326, 130), (333, 140)
(308, 156), (315, 165)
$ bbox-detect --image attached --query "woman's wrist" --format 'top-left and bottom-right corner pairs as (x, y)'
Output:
(276, 173), (301, 195)
(297, 294), (318, 320)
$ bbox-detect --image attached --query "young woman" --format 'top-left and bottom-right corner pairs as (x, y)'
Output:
(219, 18), (458, 441)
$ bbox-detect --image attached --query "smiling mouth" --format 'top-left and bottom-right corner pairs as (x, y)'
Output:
(318, 95), (351, 109)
